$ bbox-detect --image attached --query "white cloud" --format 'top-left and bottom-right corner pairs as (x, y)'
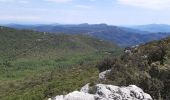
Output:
(45, 0), (73, 3)
(117, 0), (170, 10)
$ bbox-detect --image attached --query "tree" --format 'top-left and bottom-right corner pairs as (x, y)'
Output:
(96, 58), (116, 72)
(147, 44), (167, 65)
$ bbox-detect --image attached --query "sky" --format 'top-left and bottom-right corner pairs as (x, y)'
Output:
(0, 0), (170, 25)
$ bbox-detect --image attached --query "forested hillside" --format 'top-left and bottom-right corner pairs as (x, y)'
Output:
(0, 26), (121, 100)
(97, 37), (170, 100)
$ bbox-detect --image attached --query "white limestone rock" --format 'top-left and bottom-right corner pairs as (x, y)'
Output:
(80, 83), (90, 93)
(65, 91), (94, 100)
(99, 70), (111, 80)
(50, 84), (152, 100)
(50, 91), (95, 100)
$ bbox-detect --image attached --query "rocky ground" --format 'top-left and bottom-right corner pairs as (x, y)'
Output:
(49, 68), (152, 100)
(49, 83), (152, 100)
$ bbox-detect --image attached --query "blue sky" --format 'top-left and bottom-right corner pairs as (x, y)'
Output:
(0, 0), (170, 25)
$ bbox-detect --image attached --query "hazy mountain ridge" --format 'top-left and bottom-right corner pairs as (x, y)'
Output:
(5, 24), (170, 47)
(0, 26), (119, 59)
(129, 24), (170, 33)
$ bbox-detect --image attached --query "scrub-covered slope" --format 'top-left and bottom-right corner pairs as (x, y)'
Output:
(96, 37), (170, 99)
(0, 26), (121, 100)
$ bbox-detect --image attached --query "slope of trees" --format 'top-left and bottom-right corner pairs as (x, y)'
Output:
(96, 38), (170, 99)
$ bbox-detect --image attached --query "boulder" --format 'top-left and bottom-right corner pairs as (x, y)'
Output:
(49, 84), (152, 100)
(99, 70), (111, 80)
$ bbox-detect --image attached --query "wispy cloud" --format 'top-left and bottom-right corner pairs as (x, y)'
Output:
(117, 0), (170, 10)
(45, 0), (73, 3)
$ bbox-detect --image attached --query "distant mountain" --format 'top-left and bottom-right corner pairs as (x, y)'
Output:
(119, 26), (150, 34)
(0, 26), (118, 59)
(5, 24), (170, 47)
(129, 24), (170, 33)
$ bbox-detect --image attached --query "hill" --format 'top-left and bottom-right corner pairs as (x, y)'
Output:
(6, 24), (170, 47)
(0, 26), (121, 100)
(0, 26), (119, 59)
(129, 24), (170, 33)
(96, 36), (170, 99)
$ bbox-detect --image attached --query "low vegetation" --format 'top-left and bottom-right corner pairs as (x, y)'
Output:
(96, 38), (170, 100)
(2, 26), (169, 100)
(0, 27), (121, 100)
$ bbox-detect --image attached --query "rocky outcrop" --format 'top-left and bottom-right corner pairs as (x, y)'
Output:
(49, 84), (152, 100)
(99, 70), (111, 80)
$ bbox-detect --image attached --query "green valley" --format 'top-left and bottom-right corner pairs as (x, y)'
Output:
(0, 27), (121, 100)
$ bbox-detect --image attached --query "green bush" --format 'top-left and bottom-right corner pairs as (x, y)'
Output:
(147, 45), (167, 65)
(96, 58), (116, 72)
(97, 41), (170, 100)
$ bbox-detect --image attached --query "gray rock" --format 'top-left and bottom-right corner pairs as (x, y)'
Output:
(49, 84), (152, 100)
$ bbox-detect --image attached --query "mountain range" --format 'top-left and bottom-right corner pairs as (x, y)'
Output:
(128, 24), (170, 33)
(5, 24), (170, 47)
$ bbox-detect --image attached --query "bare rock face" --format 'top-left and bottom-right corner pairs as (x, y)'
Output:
(49, 84), (152, 100)
(52, 91), (94, 100)
(80, 83), (90, 93)
(99, 70), (111, 80)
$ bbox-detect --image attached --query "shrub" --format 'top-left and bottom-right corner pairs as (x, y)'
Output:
(2, 60), (12, 68)
(147, 45), (167, 65)
(96, 58), (116, 72)
(88, 86), (97, 94)
(96, 40), (170, 99)
(44, 84), (55, 98)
